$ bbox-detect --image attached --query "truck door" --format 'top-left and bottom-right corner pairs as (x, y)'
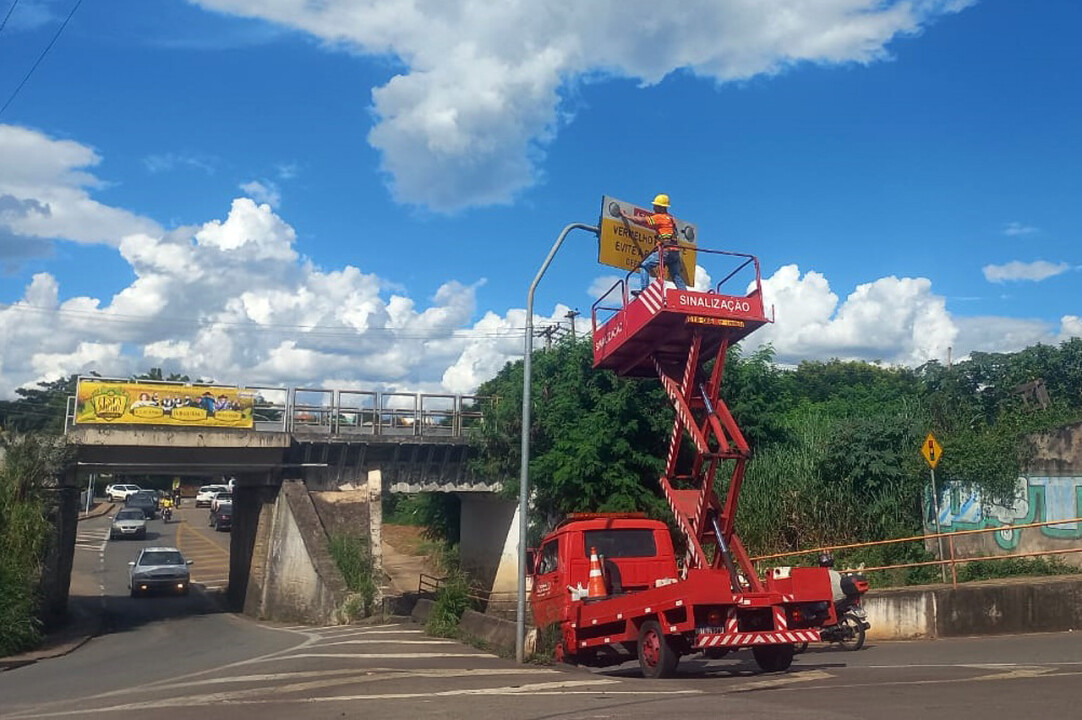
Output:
(530, 538), (565, 628)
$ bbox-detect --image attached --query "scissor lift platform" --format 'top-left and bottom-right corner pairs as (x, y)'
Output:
(591, 254), (770, 378)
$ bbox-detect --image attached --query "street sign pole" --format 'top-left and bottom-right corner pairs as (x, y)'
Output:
(928, 466), (947, 583)
(921, 432), (948, 583)
(517, 222), (599, 664)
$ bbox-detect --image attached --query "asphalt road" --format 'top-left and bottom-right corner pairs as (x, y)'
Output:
(2, 509), (1080, 719)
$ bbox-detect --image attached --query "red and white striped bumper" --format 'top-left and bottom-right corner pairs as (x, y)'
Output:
(695, 629), (820, 648)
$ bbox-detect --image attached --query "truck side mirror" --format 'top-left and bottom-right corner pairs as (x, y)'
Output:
(526, 548), (537, 576)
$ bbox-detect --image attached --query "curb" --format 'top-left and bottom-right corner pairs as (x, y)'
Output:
(78, 501), (115, 522)
(0, 600), (104, 671)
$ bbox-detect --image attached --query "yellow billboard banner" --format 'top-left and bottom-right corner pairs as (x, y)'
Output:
(597, 195), (697, 283)
(75, 381), (255, 428)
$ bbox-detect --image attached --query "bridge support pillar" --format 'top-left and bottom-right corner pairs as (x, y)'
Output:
(367, 468), (383, 603)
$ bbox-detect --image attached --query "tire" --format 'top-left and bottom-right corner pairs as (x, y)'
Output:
(702, 648), (730, 659)
(752, 644), (795, 672)
(130, 587), (139, 598)
(838, 614), (866, 651)
(637, 620), (679, 679)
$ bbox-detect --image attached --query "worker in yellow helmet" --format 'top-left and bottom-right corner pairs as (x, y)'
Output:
(619, 193), (688, 292)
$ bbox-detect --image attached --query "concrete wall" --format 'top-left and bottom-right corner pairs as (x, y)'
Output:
(931, 422), (1082, 567)
(37, 472), (81, 630)
(866, 575), (1082, 640)
(250, 481), (349, 624)
(459, 494), (517, 591)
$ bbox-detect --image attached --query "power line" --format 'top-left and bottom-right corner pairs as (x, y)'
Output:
(0, 302), (533, 340)
(0, 0), (21, 35)
(0, 0), (84, 118)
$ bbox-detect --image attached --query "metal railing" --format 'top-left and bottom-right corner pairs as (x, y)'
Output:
(65, 376), (496, 439)
(751, 516), (1082, 589)
(591, 246), (767, 332)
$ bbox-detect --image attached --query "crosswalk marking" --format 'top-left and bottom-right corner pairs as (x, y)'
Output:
(75, 528), (109, 552)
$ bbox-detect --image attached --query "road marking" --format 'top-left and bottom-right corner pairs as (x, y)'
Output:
(723, 669), (834, 693)
(250, 652), (491, 661)
(317, 639), (460, 647)
(7, 680), (642, 716)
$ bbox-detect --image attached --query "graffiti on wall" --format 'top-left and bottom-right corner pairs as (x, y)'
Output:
(929, 476), (1082, 550)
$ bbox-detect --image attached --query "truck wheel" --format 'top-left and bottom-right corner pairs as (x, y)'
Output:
(752, 644), (795, 672)
(637, 620), (679, 678)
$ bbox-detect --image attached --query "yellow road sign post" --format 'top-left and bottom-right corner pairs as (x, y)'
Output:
(921, 432), (948, 582)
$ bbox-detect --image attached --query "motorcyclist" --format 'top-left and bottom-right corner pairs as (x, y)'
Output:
(819, 552), (846, 604)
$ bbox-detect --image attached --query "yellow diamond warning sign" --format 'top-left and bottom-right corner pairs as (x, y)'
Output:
(921, 433), (942, 469)
(597, 195), (697, 283)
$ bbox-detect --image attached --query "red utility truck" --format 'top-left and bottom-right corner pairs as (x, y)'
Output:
(529, 246), (838, 678)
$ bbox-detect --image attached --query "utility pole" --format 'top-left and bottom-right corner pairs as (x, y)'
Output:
(565, 309), (579, 339)
(536, 325), (559, 350)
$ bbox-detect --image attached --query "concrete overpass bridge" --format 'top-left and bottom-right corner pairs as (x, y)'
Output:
(58, 381), (518, 624)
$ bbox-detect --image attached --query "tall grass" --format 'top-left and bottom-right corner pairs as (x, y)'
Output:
(0, 435), (61, 656)
(327, 533), (377, 620)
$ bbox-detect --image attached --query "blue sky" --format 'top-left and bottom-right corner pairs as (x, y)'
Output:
(0, 0), (1079, 398)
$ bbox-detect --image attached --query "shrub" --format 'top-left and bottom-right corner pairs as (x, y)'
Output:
(327, 533), (377, 618)
(425, 571), (474, 637)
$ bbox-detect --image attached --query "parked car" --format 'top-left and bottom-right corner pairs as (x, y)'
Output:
(125, 493), (158, 519)
(195, 484), (228, 508)
(210, 491), (232, 513)
(107, 484), (143, 502)
(209, 501), (232, 532)
(128, 547), (192, 597)
(110, 508), (148, 540)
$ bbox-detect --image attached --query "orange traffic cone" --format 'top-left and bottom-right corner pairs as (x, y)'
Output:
(587, 546), (607, 598)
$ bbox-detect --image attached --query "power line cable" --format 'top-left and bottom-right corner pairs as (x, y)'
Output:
(0, 0), (84, 118)
(0, 301), (539, 340)
(0, 0), (20, 35)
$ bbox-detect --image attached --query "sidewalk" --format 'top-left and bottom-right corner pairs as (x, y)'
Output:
(0, 501), (114, 671)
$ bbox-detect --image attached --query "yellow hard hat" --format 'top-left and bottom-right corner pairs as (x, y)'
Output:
(652, 193), (670, 208)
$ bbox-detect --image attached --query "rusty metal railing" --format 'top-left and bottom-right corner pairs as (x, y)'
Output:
(751, 516), (1082, 589)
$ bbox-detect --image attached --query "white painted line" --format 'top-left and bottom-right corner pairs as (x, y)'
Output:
(249, 652), (491, 662)
(317, 639), (459, 647)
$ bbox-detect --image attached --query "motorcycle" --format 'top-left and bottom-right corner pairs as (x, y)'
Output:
(162, 505), (173, 523)
(798, 572), (871, 652)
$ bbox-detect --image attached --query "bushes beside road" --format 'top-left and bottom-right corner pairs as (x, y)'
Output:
(0, 435), (67, 656)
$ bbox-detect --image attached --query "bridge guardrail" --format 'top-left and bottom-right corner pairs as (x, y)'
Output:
(65, 376), (495, 439)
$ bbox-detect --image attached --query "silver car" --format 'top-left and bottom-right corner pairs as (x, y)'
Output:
(110, 508), (147, 540)
(128, 547), (193, 597)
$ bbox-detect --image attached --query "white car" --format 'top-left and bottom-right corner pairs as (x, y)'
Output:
(107, 484), (143, 502)
(210, 491), (233, 513)
(195, 484), (228, 507)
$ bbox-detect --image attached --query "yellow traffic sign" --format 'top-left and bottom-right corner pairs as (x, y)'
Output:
(597, 195), (696, 283)
(921, 433), (942, 469)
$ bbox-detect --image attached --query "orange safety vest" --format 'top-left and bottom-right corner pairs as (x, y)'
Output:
(645, 212), (676, 243)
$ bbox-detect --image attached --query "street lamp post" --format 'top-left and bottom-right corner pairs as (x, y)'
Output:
(516, 222), (599, 664)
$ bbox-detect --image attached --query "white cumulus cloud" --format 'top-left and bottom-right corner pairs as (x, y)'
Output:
(239, 180), (281, 208)
(0, 193), (574, 399)
(753, 264), (958, 366)
(0, 124), (161, 250)
(982, 260), (1069, 283)
(190, 0), (973, 211)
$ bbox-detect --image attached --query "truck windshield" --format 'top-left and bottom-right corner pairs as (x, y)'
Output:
(584, 529), (657, 559)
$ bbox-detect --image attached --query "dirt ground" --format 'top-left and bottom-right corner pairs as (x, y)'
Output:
(380, 524), (440, 596)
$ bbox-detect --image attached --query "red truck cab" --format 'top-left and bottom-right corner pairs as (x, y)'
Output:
(531, 514), (677, 629)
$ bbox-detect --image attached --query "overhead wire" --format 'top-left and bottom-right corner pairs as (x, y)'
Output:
(0, 300), (561, 340)
(0, 0), (20, 35)
(0, 0), (84, 118)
